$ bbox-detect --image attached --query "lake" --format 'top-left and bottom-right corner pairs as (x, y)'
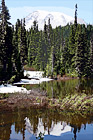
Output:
(23, 79), (93, 98)
(0, 108), (93, 140)
(0, 79), (93, 140)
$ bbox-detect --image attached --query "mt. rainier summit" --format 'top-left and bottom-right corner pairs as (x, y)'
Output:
(25, 10), (86, 30)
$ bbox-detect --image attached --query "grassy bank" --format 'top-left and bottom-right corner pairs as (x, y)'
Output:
(0, 92), (93, 113)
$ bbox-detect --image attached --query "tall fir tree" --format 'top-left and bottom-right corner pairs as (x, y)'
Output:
(67, 4), (78, 73)
(12, 19), (24, 80)
(0, 0), (13, 80)
(68, 25), (76, 71)
(74, 4), (78, 29)
(20, 18), (27, 65)
(75, 25), (88, 78)
(89, 33), (93, 78)
(46, 46), (54, 77)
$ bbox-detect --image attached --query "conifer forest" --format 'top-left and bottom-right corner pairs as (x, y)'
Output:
(0, 0), (93, 82)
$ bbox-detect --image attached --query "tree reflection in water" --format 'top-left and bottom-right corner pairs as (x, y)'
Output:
(0, 108), (93, 140)
(28, 79), (93, 98)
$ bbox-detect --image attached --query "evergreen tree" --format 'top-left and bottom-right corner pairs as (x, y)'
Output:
(0, 0), (13, 80)
(60, 39), (70, 75)
(47, 18), (53, 56)
(20, 18), (27, 65)
(12, 19), (23, 80)
(74, 4), (78, 29)
(89, 33), (93, 78)
(0, 4), (2, 59)
(68, 4), (78, 73)
(68, 25), (76, 71)
(75, 25), (88, 78)
(46, 46), (54, 77)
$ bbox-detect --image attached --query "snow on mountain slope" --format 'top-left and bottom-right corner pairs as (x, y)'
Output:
(25, 10), (86, 30)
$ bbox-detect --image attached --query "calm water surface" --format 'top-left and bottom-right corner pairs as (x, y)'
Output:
(23, 79), (93, 98)
(0, 79), (93, 140)
(0, 109), (93, 140)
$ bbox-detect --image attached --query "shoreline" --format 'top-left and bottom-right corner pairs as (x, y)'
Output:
(0, 92), (93, 113)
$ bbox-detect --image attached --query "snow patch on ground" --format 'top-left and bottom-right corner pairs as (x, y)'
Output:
(14, 78), (53, 85)
(0, 84), (27, 93)
(24, 70), (44, 79)
(0, 71), (53, 93)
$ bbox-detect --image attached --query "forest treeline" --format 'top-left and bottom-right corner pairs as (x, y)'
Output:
(0, 0), (93, 82)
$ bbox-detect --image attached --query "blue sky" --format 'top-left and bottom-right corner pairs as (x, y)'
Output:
(5, 0), (93, 25)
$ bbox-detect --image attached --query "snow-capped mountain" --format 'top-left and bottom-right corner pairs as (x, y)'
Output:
(25, 10), (86, 30)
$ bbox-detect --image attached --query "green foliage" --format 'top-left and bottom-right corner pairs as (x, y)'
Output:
(0, 0), (13, 80)
(8, 75), (16, 83)
(0, 0), (24, 81)
(75, 25), (89, 78)
(0, 1), (93, 82)
(0, 93), (9, 99)
(89, 33), (93, 78)
(26, 21), (92, 78)
(66, 71), (78, 78)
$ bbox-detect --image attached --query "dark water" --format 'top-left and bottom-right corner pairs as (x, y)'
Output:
(23, 79), (93, 98)
(0, 109), (93, 140)
(0, 79), (93, 140)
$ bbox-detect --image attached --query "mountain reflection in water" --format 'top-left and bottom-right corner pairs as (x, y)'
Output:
(0, 109), (93, 140)
(25, 117), (71, 136)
